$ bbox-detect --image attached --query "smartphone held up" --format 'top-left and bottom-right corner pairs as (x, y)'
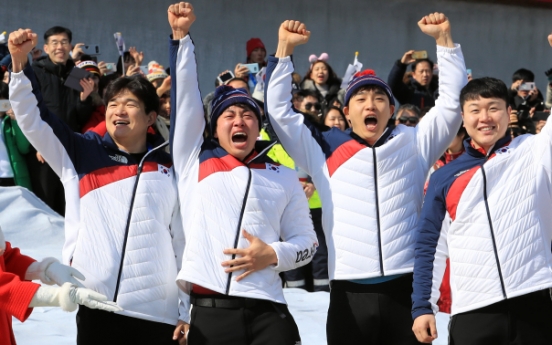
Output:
(412, 50), (428, 60)
(81, 44), (101, 56)
(217, 71), (235, 85)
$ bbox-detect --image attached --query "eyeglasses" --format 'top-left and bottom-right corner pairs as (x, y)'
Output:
(305, 102), (321, 111)
(48, 40), (70, 47)
(399, 116), (419, 125)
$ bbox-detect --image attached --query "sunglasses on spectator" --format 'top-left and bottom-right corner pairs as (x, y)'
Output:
(305, 102), (321, 111)
(399, 116), (419, 124)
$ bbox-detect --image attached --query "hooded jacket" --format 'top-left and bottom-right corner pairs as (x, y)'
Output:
(32, 56), (93, 132)
(170, 35), (317, 304)
(9, 63), (188, 325)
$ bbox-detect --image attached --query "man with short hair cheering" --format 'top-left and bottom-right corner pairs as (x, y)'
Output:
(265, 13), (467, 344)
(412, 35), (552, 345)
(8, 28), (186, 345)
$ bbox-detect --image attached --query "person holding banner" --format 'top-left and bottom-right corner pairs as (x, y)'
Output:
(265, 13), (466, 344)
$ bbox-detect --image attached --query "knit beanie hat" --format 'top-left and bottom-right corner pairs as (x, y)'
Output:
(246, 38), (266, 59)
(344, 70), (395, 106)
(76, 60), (101, 76)
(146, 60), (168, 83)
(210, 85), (262, 137)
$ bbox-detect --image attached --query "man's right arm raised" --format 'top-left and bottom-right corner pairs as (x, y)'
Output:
(168, 2), (204, 178)
(8, 29), (82, 179)
(266, 21), (326, 176)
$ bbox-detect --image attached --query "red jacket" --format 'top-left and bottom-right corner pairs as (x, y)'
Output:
(0, 242), (40, 345)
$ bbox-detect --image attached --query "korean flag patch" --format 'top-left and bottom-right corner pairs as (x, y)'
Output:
(158, 164), (171, 177)
(266, 163), (280, 173)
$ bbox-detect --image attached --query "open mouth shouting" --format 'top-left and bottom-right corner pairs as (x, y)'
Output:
(232, 131), (248, 146)
(364, 115), (378, 131)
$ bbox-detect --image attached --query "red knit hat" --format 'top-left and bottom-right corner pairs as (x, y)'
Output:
(246, 38), (266, 58)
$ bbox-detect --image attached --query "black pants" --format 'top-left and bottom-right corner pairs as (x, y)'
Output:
(327, 274), (422, 345)
(26, 150), (65, 216)
(450, 289), (552, 345)
(188, 294), (301, 345)
(284, 208), (329, 292)
(76, 305), (177, 345)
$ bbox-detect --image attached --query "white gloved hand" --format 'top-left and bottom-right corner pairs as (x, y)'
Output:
(25, 258), (85, 287)
(45, 261), (85, 287)
(29, 283), (123, 313)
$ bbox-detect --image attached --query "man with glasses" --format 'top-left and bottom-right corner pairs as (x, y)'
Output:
(29, 26), (95, 216)
(296, 90), (322, 118)
(395, 104), (421, 127)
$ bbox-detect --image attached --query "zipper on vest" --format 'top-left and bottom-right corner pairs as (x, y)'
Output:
(113, 142), (168, 302)
(480, 165), (507, 299)
(225, 168), (253, 295)
(372, 148), (384, 276)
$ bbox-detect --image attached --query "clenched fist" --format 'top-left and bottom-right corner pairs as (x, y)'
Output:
(279, 20), (311, 46)
(418, 12), (454, 48)
(168, 2), (196, 40)
(8, 29), (38, 72)
(275, 20), (311, 58)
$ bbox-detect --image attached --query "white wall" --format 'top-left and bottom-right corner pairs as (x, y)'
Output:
(2, 0), (551, 95)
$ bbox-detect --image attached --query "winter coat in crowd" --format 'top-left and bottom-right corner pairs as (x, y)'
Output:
(1, 116), (32, 190)
(509, 89), (545, 112)
(32, 56), (93, 132)
(0, 241), (40, 345)
(387, 60), (439, 108)
(300, 79), (341, 111)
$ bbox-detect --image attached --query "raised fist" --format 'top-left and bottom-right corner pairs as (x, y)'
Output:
(418, 13), (451, 40)
(279, 20), (311, 47)
(168, 2), (195, 37)
(8, 29), (38, 62)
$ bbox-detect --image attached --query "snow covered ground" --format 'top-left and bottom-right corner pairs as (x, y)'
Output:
(2, 186), (450, 344)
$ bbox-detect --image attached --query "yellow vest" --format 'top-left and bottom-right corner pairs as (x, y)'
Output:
(260, 129), (321, 209)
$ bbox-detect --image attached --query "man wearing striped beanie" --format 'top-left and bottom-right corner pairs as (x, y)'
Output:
(265, 13), (467, 344)
(167, 3), (318, 343)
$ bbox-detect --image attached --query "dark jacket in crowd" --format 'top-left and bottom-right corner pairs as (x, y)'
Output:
(387, 60), (438, 108)
(300, 79), (341, 112)
(509, 89), (545, 112)
(32, 56), (93, 132)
